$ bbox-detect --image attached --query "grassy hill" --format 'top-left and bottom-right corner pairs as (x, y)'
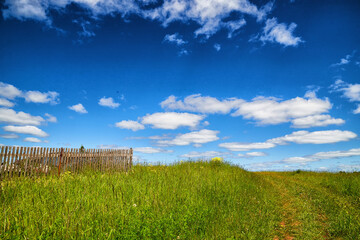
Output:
(1, 161), (359, 239)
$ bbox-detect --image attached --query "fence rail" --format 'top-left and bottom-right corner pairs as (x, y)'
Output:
(0, 146), (133, 179)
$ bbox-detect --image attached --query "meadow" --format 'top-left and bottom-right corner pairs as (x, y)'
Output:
(1, 161), (359, 239)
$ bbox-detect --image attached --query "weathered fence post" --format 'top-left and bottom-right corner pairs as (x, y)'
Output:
(58, 148), (64, 177)
(130, 148), (133, 169)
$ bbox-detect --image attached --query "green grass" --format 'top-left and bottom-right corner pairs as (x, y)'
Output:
(1, 161), (359, 239)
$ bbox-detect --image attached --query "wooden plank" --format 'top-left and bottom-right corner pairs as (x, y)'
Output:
(46, 148), (53, 176)
(74, 148), (79, 173)
(130, 148), (133, 170)
(68, 148), (73, 172)
(0, 146), (5, 179)
(8, 146), (17, 178)
(26, 147), (33, 177)
(3, 146), (10, 179)
(34, 147), (41, 176)
(15, 146), (23, 177)
(5, 146), (13, 178)
(43, 147), (49, 175)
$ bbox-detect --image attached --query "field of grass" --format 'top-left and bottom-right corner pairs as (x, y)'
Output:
(1, 161), (359, 239)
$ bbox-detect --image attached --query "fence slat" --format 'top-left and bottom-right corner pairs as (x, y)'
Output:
(0, 146), (5, 178)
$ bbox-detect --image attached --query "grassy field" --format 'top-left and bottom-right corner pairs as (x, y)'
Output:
(1, 161), (359, 239)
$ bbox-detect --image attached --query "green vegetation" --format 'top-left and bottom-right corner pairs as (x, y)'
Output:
(1, 161), (359, 239)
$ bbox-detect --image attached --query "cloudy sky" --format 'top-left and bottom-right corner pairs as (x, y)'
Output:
(1, 0), (359, 171)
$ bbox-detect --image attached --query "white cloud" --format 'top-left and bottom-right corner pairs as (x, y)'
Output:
(163, 33), (187, 46)
(213, 43), (221, 51)
(330, 52), (354, 67)
(223, 19), (247, 38)
(283, 148), (360, 165)
(220, 130), (357, 151)
(354, 105), (360, 114)
(0, 82), (22, 99)
(258, 18), (302, 47)
(180, 150), (228, 158)
(161, 94), (243, 114)
(291, 114), (344, 128)
(0, 82), (59, 104)
(3, 0), (273, 39)
(158, 129), (219, 147)
(141, 112), (204, 130)
(269, 130), (357, 145)
(3, 125), (49, 137)
(161, 93), (334, 127)
(219, 142), (275, 151)
(24, 91), (59, 104)
(238, 152), (267, 158)
(0, 134), (19, 139)
(0, 98), (15, 107)
(331, 80), (360, 102)
(68, 103), (88, 114)
(0, 108), (45, 125)
(44, 113), (57, 123)
(115, 120), (145, 131)
(134, 147), (173, 154)
(232, 95), (331, 125)
(97, 144), (129, 149)
(98, 96), (120, 108)
(23, 137), (42, 143)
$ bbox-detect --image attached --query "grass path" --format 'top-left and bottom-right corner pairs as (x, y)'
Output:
(258, 172), (360, 240)
(258, 172), (326, 239)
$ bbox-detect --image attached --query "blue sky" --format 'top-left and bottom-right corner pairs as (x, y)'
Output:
(0, 0), (359, 171)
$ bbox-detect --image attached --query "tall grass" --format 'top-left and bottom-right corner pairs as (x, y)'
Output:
(1, 161), (359, 239)
(0, 161), (280, 239)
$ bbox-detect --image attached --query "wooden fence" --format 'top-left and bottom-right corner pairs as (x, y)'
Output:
(0, 146), (133, 179)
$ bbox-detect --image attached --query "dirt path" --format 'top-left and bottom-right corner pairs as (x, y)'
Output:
(257, 172), (328, 239)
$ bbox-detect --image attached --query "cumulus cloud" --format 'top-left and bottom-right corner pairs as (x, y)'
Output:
(291, 114), (344, 128)
(3, 0), (275, 40)
(98, 97), (120, 108)
(354, 105), (360, 114)
(0, 82), (22, 99)
(134, 147), (173, 154)
(213, 43), (221, 51)
(231, 95), (331, 125)
(330, 52), (355, 67)
(23, 137), (42, 143)
(268, 130), (357, 145)
(44, 113), (57, 123)
(283, 148), (360, 165)
(141, 112), (204, 130)
(163, 33), (187, 46)
(24, 91), (59, 104)
(0, 82), (59, 104)
(331, 80), (360, 102)
(97, 144), (129, 149)
(158, 129), (219, 147)
(68, 103), (88, 114)
(0, 108), (45, 125)
(3, 125), (49, 137)
(219, 142), (275, 151)
(0, 98), (15, 107)
(115, 120), (145, 131)
(0, 134), (19, 139)
(162, 93), (336, 127)
(238, 152), (267, 158)
(257, 17), (302, 47)
(161, 94), (243, 114)
(180, 150), (228, 158)
(220, 130), (357, 151)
